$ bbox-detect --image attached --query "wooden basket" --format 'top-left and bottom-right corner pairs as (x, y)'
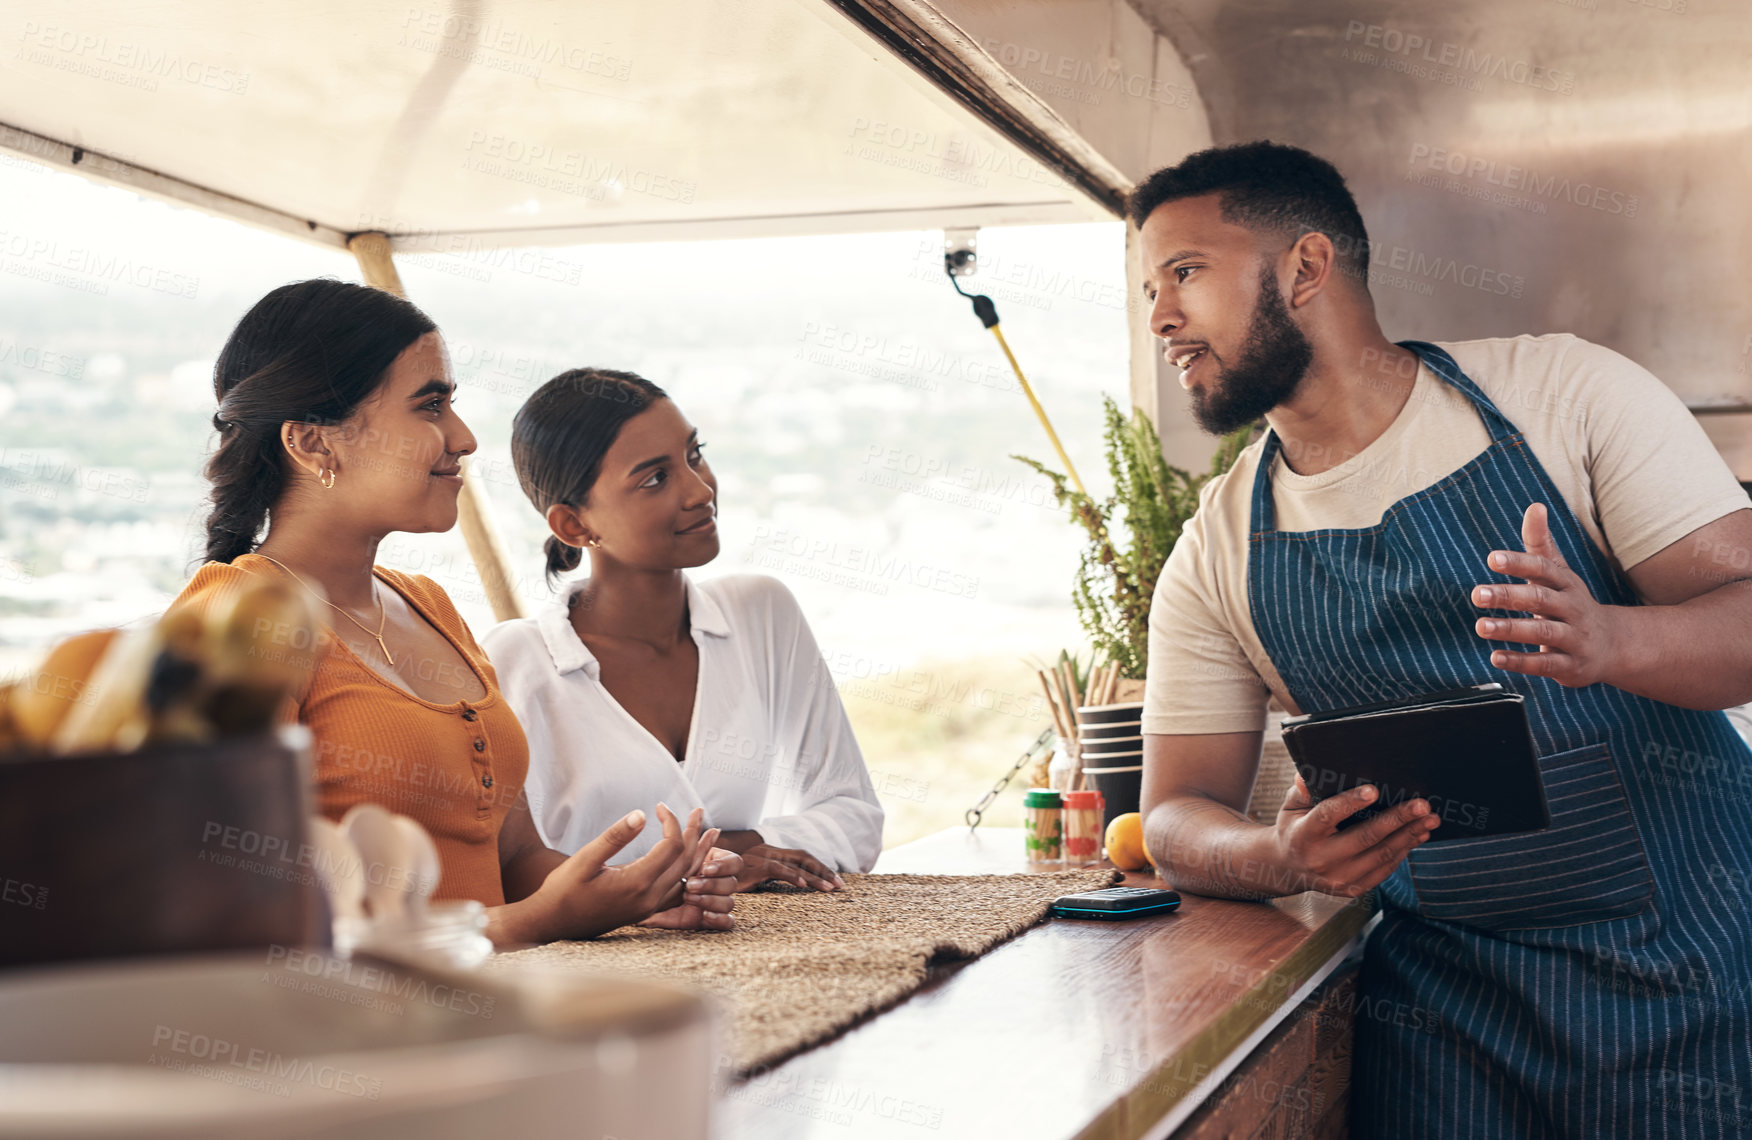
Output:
(0, 730), (324, 968)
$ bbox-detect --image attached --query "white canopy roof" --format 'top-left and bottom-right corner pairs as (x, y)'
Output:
(0, 0), (1123, 251)
(4, 0), (1745, 473)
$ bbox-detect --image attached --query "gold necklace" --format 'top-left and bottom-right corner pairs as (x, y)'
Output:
(255, 553), (397, 665)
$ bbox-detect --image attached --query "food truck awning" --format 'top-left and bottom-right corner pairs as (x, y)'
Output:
(3, 0), (1746, 478)
(0, 0), (1134, 251)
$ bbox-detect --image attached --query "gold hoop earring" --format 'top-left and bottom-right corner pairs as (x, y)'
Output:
(319, 468), (336, 490)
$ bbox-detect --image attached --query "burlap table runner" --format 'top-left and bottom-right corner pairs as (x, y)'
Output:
(490, 868), (1120, 1073)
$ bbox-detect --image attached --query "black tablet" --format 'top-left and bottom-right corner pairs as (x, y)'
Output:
(1280, 684), (1550, 842)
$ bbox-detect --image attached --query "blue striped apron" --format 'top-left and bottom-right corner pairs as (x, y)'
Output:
(1246, 342), (1752, 1138)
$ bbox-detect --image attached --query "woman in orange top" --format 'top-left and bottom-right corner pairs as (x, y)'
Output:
(172, 279), (741, 944)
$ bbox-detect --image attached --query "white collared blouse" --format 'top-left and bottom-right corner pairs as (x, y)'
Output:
(481, 574), (883, 870)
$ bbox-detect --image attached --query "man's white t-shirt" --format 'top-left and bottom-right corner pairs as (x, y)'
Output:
(482, 573), (884, 870)
(1144, 333), (1751, 736)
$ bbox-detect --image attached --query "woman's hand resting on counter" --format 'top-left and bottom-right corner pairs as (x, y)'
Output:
(488, 803), (737, 944)
(717, 830), (845, 892)
(640, 834), (743, 930)
(1267, 774), (1442, 898)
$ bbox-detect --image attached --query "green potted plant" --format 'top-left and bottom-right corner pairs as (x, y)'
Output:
(1014, 397), (1251, 685)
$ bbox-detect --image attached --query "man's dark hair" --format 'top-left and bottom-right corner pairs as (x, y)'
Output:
(1126, 141), (1372, 284)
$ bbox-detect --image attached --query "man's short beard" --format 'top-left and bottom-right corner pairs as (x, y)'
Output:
(1188, 265), (1314, 435)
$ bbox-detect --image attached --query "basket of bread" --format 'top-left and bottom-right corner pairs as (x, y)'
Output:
(0, 580), (326, 967)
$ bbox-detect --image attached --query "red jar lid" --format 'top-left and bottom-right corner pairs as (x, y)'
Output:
(1063, 790), (1102, 809)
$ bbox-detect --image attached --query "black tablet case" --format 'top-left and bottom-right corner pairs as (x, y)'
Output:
(1280, 686), (1551, 842)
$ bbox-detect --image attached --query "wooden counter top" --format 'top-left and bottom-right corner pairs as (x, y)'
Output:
(717, 826), (1377, 1139)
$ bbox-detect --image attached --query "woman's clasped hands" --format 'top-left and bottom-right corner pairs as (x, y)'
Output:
(514, 803), (743, 941)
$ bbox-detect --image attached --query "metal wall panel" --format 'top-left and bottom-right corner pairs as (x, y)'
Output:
(1129, 0), (1752, 474)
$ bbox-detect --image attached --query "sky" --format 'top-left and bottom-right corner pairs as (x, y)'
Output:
(0, 155), (1144, 674)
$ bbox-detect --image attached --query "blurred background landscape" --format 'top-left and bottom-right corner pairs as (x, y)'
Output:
(0, 156), (1136, 846)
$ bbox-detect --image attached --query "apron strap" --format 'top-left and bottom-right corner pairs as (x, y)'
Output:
(1249, 341), (1523, 535)
(1397, 341), (1522, 445)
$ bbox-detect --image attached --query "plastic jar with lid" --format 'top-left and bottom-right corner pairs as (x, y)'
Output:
(1022, 789), (1064, 864)
(1062, 789), (1106, 865)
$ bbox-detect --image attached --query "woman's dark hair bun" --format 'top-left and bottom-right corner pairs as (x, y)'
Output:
(511, 368), (667, 586)
(201, 279), (436, 564)
(543, 535), (584, 580)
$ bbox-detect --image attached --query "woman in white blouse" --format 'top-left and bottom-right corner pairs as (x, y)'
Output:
(482, 369), (884, 890)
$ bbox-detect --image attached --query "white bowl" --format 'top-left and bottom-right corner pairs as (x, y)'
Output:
(0, 953), (713, 1139)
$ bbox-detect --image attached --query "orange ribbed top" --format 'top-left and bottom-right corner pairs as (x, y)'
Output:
(171, 554), (528, 906)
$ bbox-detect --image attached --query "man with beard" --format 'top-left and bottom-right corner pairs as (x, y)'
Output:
(1134, 141), (1752, 1138)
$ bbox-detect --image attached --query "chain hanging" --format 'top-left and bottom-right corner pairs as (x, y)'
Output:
(965, 726), (1056, 830)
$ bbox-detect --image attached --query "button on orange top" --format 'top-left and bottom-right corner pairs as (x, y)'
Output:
(171, 555), (529, 906)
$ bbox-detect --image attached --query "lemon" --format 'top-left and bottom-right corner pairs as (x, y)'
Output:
(1104, 811), (1154, 871)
